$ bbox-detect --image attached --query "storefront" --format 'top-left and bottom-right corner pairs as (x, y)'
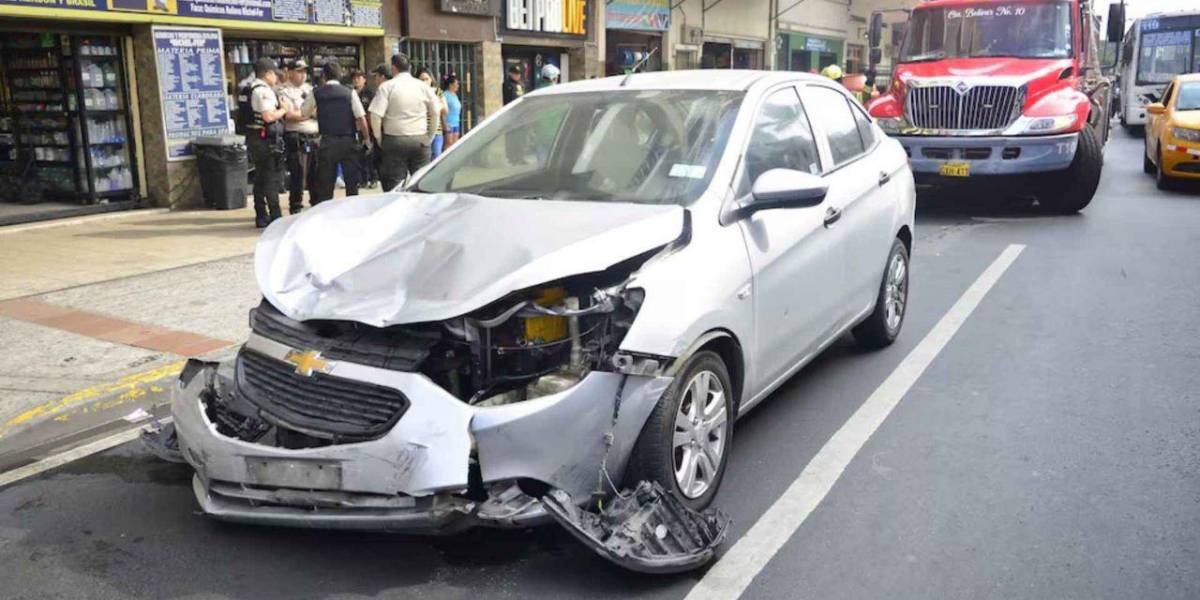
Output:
(499, 0), (600, 96)
(604, 0), (668, 76)
(702, 37), (765, 69)
(0, 0), (388, 224)
(777, 32), (844, 74)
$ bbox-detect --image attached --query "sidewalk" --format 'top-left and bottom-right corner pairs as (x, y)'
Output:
(0, 187), (380, 456)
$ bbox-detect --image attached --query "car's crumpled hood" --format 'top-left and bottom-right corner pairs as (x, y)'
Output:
(255, 192), (685, 327)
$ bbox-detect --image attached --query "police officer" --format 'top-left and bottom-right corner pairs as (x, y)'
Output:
(240, 57), (288, 228)
(279, 60), (318, 214)
(502, 64), (524, 105)
(304, 59), (370, 204)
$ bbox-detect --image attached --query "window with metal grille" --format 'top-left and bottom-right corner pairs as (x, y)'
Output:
(400, 40), (480, 134)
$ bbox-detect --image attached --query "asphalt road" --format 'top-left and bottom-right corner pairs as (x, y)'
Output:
(2, 130), (1198, 600)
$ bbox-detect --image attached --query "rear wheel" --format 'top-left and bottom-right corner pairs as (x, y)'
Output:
(1039, 126), (1102, 213)
(853, 238), (909, 350)
(625, 350), (733, 511)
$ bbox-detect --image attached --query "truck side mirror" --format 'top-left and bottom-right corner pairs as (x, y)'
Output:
(869, 13), (884, 49)
(1106, 2), (1124, 43)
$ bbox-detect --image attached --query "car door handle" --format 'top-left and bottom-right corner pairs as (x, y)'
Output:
(878, 171), (891, 187)
(823, 206), (842, 228)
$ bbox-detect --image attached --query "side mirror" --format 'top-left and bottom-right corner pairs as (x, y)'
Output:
(734, 169), (827, 220)
(868, 13), (884, 49)
(1106, 2), (1125, 43)
(1146, 102), (1166, 116)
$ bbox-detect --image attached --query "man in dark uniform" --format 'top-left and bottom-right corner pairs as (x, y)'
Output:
(502, 64), (524, 105)
(304, 60), (370, 204)
(241, 57), (288, 227)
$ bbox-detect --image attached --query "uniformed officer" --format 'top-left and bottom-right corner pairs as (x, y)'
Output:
(241, 57), (288, 227)
(279, 60), (318, 214)
(304, 59), (370, 204)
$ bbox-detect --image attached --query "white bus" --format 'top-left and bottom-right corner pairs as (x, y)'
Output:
(1118, 11), (1200, 130)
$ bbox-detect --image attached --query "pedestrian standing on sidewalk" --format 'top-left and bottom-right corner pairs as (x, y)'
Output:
(369, 53), (439, 191)
(442, 75), (462, 150)
(279, 60), (318, 215)
(239, 57), (288, 228)
(350, 69), (378, 188)
(304, 60), (370, 204)
(416, 67), (449, 159)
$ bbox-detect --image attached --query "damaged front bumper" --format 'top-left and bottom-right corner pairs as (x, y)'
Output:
(169, 334), (672, 533)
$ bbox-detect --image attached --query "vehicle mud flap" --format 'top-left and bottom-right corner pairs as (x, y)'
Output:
(141, 420), (185, 464)
(542, 481), (730, 574)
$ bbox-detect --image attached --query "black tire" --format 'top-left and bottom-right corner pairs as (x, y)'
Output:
(853, 238), (909, 350)
(1039, 125), (1102, 213)
(1143, 142), (1155, 175)
(624, 350), (734, 511)
(1155, 147), (1175, 191)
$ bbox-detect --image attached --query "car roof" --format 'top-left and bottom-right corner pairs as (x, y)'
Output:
(1174, 73), (1200, 84)
(524, 70), (835, 97)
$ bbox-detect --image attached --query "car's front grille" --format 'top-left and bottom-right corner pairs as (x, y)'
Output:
(236, 350), (409, 441)
(250, 300), (439, 372)
(906, 84), (1025, 131)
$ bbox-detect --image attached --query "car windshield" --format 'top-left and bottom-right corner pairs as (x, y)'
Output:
(414, 90), (743, 206)
(1178, 82), (1200, 110)
(900, 1), (1073, 61)
(1136, 28), (1199, 85)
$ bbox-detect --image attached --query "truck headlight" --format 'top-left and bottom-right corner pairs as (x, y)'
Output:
(1171, 127), (1200, 143)
(1021, 115), (1078, 134)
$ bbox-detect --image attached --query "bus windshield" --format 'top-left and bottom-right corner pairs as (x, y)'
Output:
(1136, 19), (1200, 85)
(900, 1), (1073, 62)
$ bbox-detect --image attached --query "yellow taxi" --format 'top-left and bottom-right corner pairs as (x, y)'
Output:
(1145, 73), (1200, 190)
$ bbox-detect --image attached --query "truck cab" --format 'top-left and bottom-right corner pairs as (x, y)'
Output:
(866, 0), (1111, 212)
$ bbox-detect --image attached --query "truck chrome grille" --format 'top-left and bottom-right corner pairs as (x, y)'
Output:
(236, 350), (409, 441)
(906, 84), (1026, 131)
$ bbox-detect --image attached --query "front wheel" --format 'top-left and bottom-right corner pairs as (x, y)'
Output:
(1038, 126), (1102, 213)
(625, 350), (734, 511)
(853, 238), (910, 350)
(1156, 147), (1176, 191)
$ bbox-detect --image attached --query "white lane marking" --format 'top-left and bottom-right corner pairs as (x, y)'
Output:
(0, 419), (171, 489)
(0, 208), (170, 236)
(686, 244), (1026, 600)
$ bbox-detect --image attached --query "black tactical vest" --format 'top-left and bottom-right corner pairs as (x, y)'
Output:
(313, 83), (356, 137)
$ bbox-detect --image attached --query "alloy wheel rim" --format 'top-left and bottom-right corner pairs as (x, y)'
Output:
(884, 252), (908, 333)
(673, 369), (728, 499)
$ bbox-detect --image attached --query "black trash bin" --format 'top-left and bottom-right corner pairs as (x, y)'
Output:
(193, 135), (248, 210)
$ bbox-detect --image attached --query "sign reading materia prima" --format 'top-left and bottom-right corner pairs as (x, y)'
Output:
(504, 0), (587, 36)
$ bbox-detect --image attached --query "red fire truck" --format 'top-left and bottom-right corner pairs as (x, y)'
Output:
(866, 0), (1114, 212)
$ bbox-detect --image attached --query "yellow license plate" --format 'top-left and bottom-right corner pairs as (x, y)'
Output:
(939, 161), (970, 177)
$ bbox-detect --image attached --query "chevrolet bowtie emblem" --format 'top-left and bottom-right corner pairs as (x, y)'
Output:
(284, 349), (329, 376)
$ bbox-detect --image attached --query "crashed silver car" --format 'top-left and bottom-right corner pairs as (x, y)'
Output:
(154, 71), (914, 571)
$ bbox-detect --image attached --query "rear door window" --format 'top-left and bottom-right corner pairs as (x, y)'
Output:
(801, 86), (866, 168)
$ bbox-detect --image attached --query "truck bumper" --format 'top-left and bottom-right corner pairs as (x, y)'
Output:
(897, 133), (1078, 176)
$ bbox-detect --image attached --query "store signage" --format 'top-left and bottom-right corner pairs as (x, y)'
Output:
(504, 0), (587, 36)
(440, 0), (496, 16)
(151, 26), (231, 161)
(804, 37), (828, 52)
(606, 0), (667, 32)
(0, 0), (382, 31)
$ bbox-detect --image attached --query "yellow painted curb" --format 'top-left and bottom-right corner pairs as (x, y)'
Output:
(0, 361), (185, 439)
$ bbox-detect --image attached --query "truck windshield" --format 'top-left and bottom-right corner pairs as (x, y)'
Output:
(900, 1), (1073, 61)
(414, 90), (742, 206)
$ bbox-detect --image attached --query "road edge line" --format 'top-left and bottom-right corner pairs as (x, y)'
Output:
(685, 243), (1026, 600)
(0, 418), (171, 489)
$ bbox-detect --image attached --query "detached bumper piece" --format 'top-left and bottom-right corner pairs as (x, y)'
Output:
(542, 482), (730, 574)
